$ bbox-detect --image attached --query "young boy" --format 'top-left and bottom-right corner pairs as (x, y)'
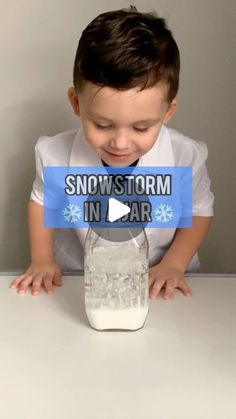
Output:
(10, 6), (214, 299)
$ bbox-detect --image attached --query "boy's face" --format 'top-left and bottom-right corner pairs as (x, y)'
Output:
(68, 81), (177, 166)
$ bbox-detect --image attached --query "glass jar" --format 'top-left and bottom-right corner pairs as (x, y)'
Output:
(84, 227), (149, 331)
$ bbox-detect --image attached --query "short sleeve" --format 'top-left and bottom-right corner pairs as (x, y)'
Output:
(30, 140), (44, 206)
(192, 143), (214, 216)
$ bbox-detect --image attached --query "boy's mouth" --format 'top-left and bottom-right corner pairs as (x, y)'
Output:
(105, 150), (129, 158)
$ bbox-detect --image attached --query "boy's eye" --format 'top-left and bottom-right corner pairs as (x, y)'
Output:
(134, 127), (149, 133)
(94, 122), (149, 133)
(94, 123), (111, 129)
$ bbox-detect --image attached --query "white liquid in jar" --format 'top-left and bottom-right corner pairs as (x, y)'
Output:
(86, 306), (149, 331)
(84, 243), (149, 330)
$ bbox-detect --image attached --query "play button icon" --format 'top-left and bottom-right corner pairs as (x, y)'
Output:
(108, 198), (131, 222)
(85, 167), (151, 242)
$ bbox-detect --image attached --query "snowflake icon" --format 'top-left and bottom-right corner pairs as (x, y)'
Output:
(63, 203), (82, 223)
(154, 204), (174, 223)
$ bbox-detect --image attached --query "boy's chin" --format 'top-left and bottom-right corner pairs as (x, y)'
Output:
(101, 156), (133, 167)
(100, 151), (137, 167)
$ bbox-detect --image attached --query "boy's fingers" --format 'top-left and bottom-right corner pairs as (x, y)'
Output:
(43, 273), (54, 294)
(53, 270), (62, 286)
(18, 276), (34, 294)
(10, 274), (26, 288)
(148, 272), (156, 287)
(149, 278), (165, 299)
(164, 278), (175, 299)
(31, 275), (43, 296)
(179, 281), (192, 297)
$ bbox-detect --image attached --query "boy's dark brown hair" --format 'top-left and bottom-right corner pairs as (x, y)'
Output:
(73, 5), (180, 103)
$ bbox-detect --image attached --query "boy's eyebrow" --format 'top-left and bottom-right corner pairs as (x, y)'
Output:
(87, 111), (160, 124)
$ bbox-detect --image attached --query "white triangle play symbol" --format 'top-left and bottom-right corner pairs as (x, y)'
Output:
(108, 198), (131, 222)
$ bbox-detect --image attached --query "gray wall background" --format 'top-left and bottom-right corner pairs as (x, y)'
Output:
(0, 0), (235, 272)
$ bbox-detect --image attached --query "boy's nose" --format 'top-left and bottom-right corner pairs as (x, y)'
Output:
(109, 132), (131, 151)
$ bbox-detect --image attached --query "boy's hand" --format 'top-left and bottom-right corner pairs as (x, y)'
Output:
(9, 262), (62, 296)
(149, 261), (192, 300)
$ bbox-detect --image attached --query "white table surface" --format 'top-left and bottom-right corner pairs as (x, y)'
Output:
(1, 273), (236, 419)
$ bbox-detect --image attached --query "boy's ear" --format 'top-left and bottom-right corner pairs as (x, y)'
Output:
(67, 86), (80, 117)
(163, 98), (177, 124)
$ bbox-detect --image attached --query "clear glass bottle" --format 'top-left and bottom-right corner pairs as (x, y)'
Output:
(84, 227), (149, 331)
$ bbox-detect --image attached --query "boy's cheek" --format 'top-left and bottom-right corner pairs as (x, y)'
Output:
(84, 130), (106, 149)
(86, 136), (103, 150)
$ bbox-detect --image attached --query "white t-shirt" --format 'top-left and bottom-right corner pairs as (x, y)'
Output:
(30, 124), (214, 272)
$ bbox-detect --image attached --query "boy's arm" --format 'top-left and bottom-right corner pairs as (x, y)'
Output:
(149, 216), (213, 299)
(160, 216), (213, 271)
(28, 200), (55, 263)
